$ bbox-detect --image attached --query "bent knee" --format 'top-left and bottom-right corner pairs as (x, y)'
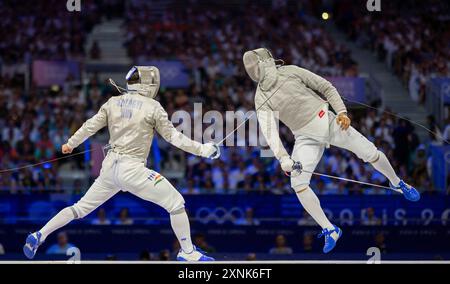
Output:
(165, 192), (186, 214)
(364, 147), (379, 163)
(66, 205), (82, 219)
(170, 207), (186, 215)
(293, 185), (310, 194)
(291, 174), (312, 190)
(355, 141), (378, 163)
(71, 203), (96, 219)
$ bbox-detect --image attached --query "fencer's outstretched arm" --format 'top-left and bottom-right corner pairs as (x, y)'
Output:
(256, 102), (289, 161)
(152, 103), (215, 158)
(293, 66), (347, 114)
(66, 100), (109, 149)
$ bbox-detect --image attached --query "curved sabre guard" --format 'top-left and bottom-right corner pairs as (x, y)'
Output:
(292, 161), (303, 174)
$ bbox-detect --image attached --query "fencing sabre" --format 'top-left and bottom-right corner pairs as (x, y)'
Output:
(283, 158), (399, 192)
(109, 78), (127, 94)
(287, 169), (400, 192)
(0, 144), (113, 174)
(342, 97), (450, 145)
(216, 75), (293, 146)
(0, 149), (92, 174)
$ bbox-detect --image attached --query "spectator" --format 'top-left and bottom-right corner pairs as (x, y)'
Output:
(91, 208), (111, 225)
(159, 249), (171, 261)
(361, 207), (382, 226)
(234, 207), (260, 226)
(269, 234), (293, 255)
(302, 233), (314, 252)
(374, 232), (387, 254)
(180, 180), (201, 195)
(172, 239), (181, 256)
(15, 132), (35, 163)
(35, 131), (55, 160)
(139, 250), (152, 261)
(46, 231), (76, 255)
(90, 41), (101, 59)
(114, 208), (134, 225)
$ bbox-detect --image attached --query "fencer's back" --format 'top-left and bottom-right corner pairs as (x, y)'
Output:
(105, 92), (158, 161)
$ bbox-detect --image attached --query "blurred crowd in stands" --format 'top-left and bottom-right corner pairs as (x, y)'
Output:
(334, 0), (450, 104)
(125, 0), (438, 195)
(0, 0), (447, 195)
(0, 73), (113, 192)
(0, 0), (106, 65)
(125, 1), (358, 77)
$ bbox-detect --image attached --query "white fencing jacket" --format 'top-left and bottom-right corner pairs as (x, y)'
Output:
(67, 92), (205, 161)
(255, 65), (347, 160)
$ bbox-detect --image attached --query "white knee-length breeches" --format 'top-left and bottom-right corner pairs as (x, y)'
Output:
(291, 111), (378, 189)
(70, 151), (185, 219)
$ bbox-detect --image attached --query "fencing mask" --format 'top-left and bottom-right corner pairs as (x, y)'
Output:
(243, 48), (278, 90)
(126, 66), (160, 99)
(243, 48), (276, 82)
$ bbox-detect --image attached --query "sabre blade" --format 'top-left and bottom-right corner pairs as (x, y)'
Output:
(109, 78), (127, 93)
(343, 97), (450, 145)
(217, 75), (294, 146)
(301, 169), (400, 192)
(0, 149), (93, 173)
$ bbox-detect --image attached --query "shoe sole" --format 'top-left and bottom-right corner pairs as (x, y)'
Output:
(176, 256), (215, 261)
(23, 234), (38, 259)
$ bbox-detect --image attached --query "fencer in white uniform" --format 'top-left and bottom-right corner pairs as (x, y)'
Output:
(23, 66), (219, 261)
(243, 48), (420, 253)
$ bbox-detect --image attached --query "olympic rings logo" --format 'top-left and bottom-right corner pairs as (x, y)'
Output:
(195, 207), (245, 224)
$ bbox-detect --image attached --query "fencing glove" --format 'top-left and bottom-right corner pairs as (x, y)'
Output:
(200, 143), (220, 159)
(280, 156), (302, 176)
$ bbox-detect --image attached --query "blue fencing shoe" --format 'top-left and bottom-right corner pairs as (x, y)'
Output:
(23, 232), (42, 259)
(176, 246), (215, 261)
(391, 180), (420, 202)
(318, 225), (342, 253)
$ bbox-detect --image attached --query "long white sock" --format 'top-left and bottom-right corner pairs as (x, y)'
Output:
(170, 210), (194, 254)
(296, 187), (338, 239)
(39, 207), (76, 242)
(371, 151), (401, 186)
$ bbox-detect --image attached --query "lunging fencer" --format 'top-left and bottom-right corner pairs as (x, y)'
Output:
(243, 48), (420, 253)
(23, 66), (219, 261)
